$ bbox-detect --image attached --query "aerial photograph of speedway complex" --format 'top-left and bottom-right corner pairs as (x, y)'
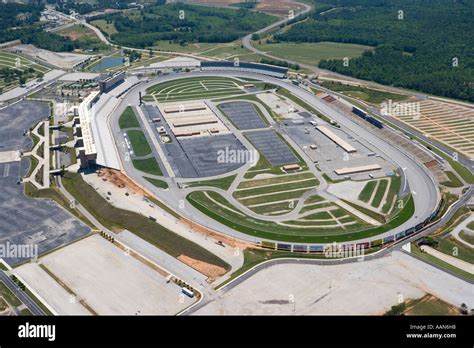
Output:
(0, 0), (473, 319)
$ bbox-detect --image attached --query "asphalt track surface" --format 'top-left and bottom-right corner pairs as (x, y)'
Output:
(112, 71), (441, 246)
(180, 185), (473, 315)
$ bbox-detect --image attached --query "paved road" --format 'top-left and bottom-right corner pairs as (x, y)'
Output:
(49, 9), (214, 63)
(0, 271), (46, 316)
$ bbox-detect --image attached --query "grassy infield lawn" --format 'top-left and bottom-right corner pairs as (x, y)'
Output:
(144, 76), (247, 102)
(187, 190), (415, 243)
(186, 175), (237, 191)
(118, 107), (163, 176)
(358, 175), (401, 214)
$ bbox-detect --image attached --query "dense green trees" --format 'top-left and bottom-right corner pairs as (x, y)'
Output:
(0, 3), (77, 52)
(91, 3), (275, 48)
(275, 0), (474, 102)
(55, 0), (149, 15)
(0, 67), (37, 87)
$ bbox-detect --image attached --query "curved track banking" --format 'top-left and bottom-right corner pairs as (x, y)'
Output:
(180, 185), (473, 315)
(110, 70), (440, 247)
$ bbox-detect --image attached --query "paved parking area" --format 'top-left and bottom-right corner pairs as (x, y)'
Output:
(245, 130), (298, 166)
(142, 104), (247, 178)
(16, 235), (194, 315)
(284, 123), (394, 180)
(0, 160), (90, 266)
(0, 100), (90, 266)
(0, 100), (49, 152)
(179, 135), (247, 177)
(195, 251), (473, 315)
(219, 102), (268, 130)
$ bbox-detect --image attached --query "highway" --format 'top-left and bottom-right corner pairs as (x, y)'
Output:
(0, 271), (46, 316)
(111, 70), (441, 247)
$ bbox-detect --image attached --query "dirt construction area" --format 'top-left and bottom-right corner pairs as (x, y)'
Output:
(194, 251), (474, 315)
(14, 235), (195, 315)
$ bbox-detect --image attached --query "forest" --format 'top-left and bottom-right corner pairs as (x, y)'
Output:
(91, 3), (275, 48)
(0, 3), (78, 52)
(275, 0), (474, 102)
(55, 0), (163, 15)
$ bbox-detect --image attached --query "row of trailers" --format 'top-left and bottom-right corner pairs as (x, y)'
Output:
(259, 204), (442, 254)
(352, 106), (384, 129)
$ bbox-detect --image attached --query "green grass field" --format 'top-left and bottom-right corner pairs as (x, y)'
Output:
(0, 281), (22, 308)
(318, 81), (408, 104)
(358, 181), (377, 203)
(90, 19), (118, 35)
(371, 179), (388, 208)
(132, 158), (163, 176)
(187, 175), (237, 191)
(151, 40), (263, 61)
(187, 190), (415, 243)
(435, 236), (474, 264)
(0, 52), (50, 91)
(459, 230), (474, 245)
(57, 24), (109, 53)
(144, 177), (169, 189)
(232, 172), (319, 215)
(119, 106), (140, 129)
(405, 295), (457, 315)
(254, 41), (372, 66)
(127, 130), (152, 157)
(145, 77), (246, 102)
(441, 171), (464, 188)
(411, 244), (474, 282)
(358, 175), (401, 214)
(381, 175), (401, 214)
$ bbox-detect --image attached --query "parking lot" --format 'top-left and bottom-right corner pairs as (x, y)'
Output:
(15, 235), (195, 315)
(0, 101), (49, 152)
(0, 100), (90, 266)
(142, 105), (247, 178)
(0, 160), (90, 266)
(195, 251), (473, 315)
(284, 123), (394, 180)
(245, 129), (299, 166)
(219, 101), (268, 130)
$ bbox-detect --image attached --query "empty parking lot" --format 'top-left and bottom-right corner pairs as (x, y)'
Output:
(195, 251), (473, 315)
(15, 235), (195, 315)
(245, 130), (298, 166)
(219, 101), (268, 130)
(0, 100), (90, 266)
(0, 161), (90, 266)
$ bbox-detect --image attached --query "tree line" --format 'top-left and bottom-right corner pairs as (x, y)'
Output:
(274, 0), (474, 102)
(0, 3), (78, 52)
(90, 3), (275, 48)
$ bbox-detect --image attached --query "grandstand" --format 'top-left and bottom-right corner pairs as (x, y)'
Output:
(201, 61), (288, 78)
(75, 76), (139, 170)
